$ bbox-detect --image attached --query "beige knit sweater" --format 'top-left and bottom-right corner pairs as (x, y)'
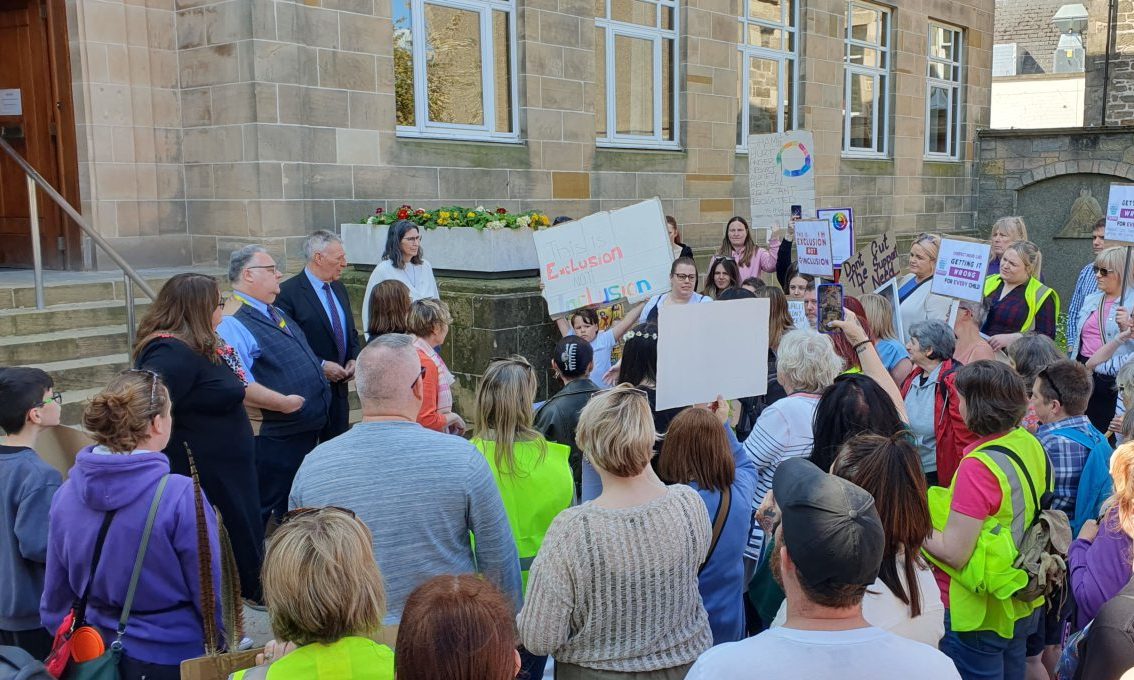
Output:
(517, 484), (713, 672)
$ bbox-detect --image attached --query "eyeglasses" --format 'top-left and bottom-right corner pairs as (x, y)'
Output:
(402, 236), (422, 243)
(36, 392), (63, 407)
(412, 365), (426, 390)
(673, 273), (697, 282)
(217, 295), (229, 309)
(128, 369), (160, 414)
(246, 264), (281, 274)
(1037, 367), (1065, 405)
(1094, 265), (1115, 277)
(281, 506), (357, 526)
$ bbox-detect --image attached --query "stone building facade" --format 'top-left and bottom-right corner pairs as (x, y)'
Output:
(1085, 0), (1134, 126)
(55, 0), (995, 269)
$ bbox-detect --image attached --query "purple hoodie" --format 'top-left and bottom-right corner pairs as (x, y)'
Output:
(40, 448), (222, 666)
(1069, 508), (1133, 630)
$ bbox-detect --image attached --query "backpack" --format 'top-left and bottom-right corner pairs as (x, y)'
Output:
(984, 445), (1073, 603)
(0, 647), (53, 680)
(1050, 426), (1115, 535)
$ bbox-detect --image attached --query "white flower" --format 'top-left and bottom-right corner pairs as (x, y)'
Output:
(517, 215), (531, 227)
(476, 205), (487, 212)
(485, 220), (504, 230)
(366, 216), (378, 224)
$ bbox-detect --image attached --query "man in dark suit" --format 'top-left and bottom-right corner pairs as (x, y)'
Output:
(276, 230), (362, 441)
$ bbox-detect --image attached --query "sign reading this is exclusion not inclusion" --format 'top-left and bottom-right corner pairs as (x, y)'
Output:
(535, 198), (674, 317)
(794, 219), (835, 277)
(931, 238), (991, 303)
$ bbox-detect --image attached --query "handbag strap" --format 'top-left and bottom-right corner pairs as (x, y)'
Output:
(112, 475), (169, 647)
(983, 445), (1051, 523)
(73, 510), (117, 628)
(699, 488), (731, 575)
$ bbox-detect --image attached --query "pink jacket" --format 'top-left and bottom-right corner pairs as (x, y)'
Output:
(713, 240), (780, 281)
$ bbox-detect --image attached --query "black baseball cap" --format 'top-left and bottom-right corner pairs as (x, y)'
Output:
(772, 457), (884, 589)
(553, 336), (593, 378)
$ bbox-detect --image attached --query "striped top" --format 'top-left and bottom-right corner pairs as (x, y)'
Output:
(517, 485), (712, 672)
(741, 393), (821, 561)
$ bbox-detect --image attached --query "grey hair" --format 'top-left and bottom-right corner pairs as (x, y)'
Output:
(228, 245), (268, 283)
(1117, 359), (1134, 402)
(356, 333), (418, 404)
(302, 230), (342, 262)
(907, 320), (956, 361)
(956, 299), (987, 328)
(776, 329), (843, 393)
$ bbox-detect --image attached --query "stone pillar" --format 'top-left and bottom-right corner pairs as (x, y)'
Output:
(1085, 0), (1134, 126)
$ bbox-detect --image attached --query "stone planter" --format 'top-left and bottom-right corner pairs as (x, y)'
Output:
(341, 223), (539, 277)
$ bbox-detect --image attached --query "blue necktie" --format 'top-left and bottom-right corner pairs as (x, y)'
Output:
(323, 282), (347, 364)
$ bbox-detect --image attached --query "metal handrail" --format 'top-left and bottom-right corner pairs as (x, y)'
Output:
(0, 137), (155, 347)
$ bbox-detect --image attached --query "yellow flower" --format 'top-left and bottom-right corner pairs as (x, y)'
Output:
(466, 212), (476, 218)
(440, 211), (450, 219)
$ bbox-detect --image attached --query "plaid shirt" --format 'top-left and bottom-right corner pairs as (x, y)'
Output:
(1066, 262), (1100, 350)
(982, 279), (1057, 338)
(1036, 415), (1095, 518)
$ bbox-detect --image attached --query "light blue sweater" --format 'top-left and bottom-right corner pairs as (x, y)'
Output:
(289, 421), (522, 623)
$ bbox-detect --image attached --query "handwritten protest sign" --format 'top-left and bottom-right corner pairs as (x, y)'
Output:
(817, 208), (855, 265)
(840, 232), (899, 297)
(656, 298), (769, 410)
(535, 198), (673, 317)
(788, 300), (808, 329)
(1105, 184), (1134, 243)
(932, 238), (991, 303)
(748, 130), (817, 228)
(794, 219), (834, 277)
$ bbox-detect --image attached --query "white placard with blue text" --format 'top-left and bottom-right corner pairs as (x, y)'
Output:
(931, 238), (991, 303)
(816, 207), (855, 265)
(535, 198), (674, 317)
(794, 218), (835, 277)
(1105, 184), (1134, 243)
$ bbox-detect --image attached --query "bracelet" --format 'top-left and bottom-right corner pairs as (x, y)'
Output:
(852, 340), (871, 353)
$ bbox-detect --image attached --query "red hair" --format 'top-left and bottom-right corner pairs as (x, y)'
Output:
(831, 296), (877, 370)
(395, 575), (517, 680)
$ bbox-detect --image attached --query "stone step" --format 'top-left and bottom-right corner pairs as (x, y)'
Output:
(0, 299), (150, 336)
(0, 268), (226, 311)
(27, 353), (131, 393)
(59, 386), (101, 426)
(0, 325), (130, 365)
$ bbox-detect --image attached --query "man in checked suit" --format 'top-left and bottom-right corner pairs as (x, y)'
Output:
(218, 245), (330, 525)
(276, 230), (362, 441)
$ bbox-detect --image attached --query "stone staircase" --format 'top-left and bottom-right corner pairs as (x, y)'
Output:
(0, 268), (362, 427)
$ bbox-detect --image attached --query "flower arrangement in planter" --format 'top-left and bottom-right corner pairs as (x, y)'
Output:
(363, 204), (552, 231)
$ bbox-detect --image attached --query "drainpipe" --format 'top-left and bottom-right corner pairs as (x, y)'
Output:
(1102, 0), (1117, 125)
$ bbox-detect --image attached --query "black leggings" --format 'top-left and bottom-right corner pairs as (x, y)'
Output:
(1079, 354), (1118, 433)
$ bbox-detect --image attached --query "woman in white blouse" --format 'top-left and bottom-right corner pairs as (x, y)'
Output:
(897, 233), (953, 339)
(362, 220), (439, 324)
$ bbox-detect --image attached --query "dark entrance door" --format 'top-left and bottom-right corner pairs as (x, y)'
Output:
(0, 0), (77, 269)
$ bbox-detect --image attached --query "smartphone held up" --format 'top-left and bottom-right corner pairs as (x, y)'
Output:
(817, 283), (844, 334)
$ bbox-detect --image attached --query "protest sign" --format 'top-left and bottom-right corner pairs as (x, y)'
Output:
(535, 198), (673, 316)
(873, 278), (904, 343)
(656, 298), (769, 410)
(817, 208), (855, 265)
(932, 238), (991, 303)
(794, 219), (834, 277)
(840, 232), (899, 297)
(1105, 183), (1134, 243)
(788, 300), (808, 329)
(748, 130), (817, 228)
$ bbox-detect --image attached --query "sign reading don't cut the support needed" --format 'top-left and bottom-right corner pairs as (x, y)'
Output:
(535, 198), (674, 317)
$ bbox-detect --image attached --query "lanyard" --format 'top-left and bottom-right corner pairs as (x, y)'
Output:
(232, 293), (288, 331)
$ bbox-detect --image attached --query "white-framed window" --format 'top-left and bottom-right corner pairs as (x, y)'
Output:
(736, 0), (798, 151)
(595, 0), (679, 149)
(393, 0), (519, 142)
(842, 1), (890, 157)
(925, 23), (964, 160)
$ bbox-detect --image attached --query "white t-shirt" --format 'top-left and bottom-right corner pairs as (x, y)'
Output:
(686, 625), (960, 680)
(589, 329), (615, 388)
(772, 556), (945, 648)
(361, 259), (439, 331)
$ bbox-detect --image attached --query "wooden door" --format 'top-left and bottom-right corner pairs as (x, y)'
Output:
(0, 0), (66, 268)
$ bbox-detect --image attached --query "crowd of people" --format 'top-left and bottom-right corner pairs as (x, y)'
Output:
(3, 214), (1134, 680)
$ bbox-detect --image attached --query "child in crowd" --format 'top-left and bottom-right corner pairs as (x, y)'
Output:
(0, 368), (63, 659)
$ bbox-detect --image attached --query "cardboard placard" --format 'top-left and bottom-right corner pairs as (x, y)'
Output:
(932, 238), (991, 303)
(748, 130), (817, 229)
(656, 298), (769, 410)
(816, 207), (855, 265)
(35, 425), (94, 479)
(1105, 183), (1134, 243)
(535, 198), (673, 316)
(180, 649), (264, 680)
(793, 219), (834, 277)
(840, 232), (899, 298)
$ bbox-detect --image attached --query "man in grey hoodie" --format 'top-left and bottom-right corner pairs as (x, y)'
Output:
(0, 368), (62, 659)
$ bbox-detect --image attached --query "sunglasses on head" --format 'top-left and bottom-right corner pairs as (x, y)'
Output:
(1037, 366), (1065, 405)
(281, 506), (357, 525)
(127, 369), (160, 414)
